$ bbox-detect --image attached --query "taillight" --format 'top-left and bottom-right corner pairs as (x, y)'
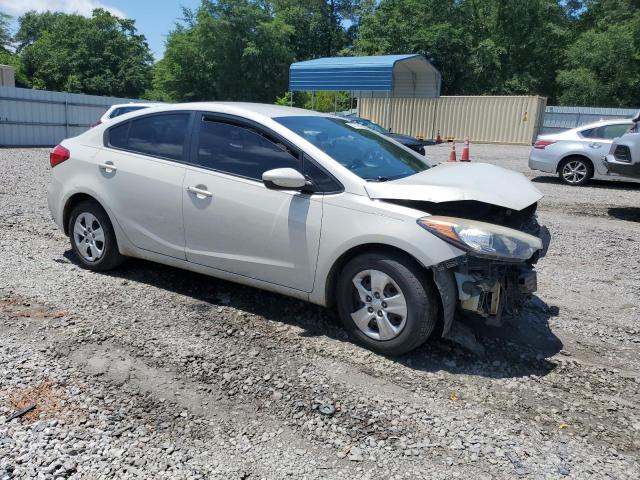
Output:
(50, 144), (70, 167)
(533, 139), (557, 149)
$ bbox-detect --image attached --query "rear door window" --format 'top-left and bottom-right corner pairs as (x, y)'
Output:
(597, 123), (631, 140)
(194, 118), (300, 180)
(107, 113), (190, 161)
(581, 123), (631, 140)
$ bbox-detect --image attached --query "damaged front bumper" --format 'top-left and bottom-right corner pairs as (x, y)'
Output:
(453, 258), (537, 326)
(433, 225), (549, 336)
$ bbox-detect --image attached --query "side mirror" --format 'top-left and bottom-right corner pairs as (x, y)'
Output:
(262, 168), (307, 190)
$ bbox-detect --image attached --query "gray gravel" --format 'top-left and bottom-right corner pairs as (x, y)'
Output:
(1, 146), (639, 479)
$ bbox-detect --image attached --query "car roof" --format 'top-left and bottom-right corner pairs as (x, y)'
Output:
(108, 102), (163, 109)
(573, 118), (633, 130)
(137, 102), (331, 119)
(539, 117), (634, 140)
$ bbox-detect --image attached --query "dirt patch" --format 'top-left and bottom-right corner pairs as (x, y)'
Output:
(0, 295), (67, 320)
(2, 381), (65, 424)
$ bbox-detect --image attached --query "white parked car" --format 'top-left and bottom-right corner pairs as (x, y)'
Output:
(529, 118), (635, 185)
(95, 102), (165, 125)
(48, 103), (546, 355)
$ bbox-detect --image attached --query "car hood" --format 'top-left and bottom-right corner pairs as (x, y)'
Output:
(365, 162), (543, 211)
(386, 133), (421, 145)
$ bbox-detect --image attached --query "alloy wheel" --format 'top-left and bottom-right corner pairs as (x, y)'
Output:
(73, 212), (105, 262)
(350, 269), (408, 341)
(561, 160), (588, 184)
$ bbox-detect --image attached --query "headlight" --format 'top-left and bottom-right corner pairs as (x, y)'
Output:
(417, 216), (543, 261)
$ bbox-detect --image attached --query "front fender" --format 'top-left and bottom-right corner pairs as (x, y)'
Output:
(309, 196), (464, 306)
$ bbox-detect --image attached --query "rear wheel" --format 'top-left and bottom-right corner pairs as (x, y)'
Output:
(68, 200), (124, 271)
(559, 157), (593, 186)
(336, 251), (438, 356)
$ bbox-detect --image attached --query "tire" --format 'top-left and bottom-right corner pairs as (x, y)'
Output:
(336, 251), (438, 356)
(558, 157), (593, 186)
(68, 200), (124, 271)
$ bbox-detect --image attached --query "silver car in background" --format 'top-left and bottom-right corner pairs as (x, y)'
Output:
(529, 118), (635, 186)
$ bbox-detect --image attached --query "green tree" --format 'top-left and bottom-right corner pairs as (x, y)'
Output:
(0, 11), (27, 85)
(1, 11), (12, 48)
(273, 0), (357, 59)
(18, 9), (152, 97)
(354, 0), (571, 99)
(275, 90), (353, 112)
(355, 0), (472, 94)
(154, 0), (294, 102)
(557, 0), (640, 107)
(13, 11), (65, 52)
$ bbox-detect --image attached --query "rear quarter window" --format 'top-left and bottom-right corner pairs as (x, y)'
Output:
(108, 122), (129, 149)
(579, 128), (596, 138)
(109, 106), (149, 119)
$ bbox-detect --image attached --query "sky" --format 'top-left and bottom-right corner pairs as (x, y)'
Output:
(0, 0), (202, 60)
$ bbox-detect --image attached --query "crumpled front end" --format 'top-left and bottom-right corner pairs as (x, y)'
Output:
(432, 255), (542, 338)
(420, 200), (551, 335)
(375, 165), (550, 336)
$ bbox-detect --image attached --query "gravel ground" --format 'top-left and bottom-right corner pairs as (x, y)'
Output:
(1, 145), (639, 479)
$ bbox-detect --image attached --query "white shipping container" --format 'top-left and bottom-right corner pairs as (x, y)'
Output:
(359, 95), (547, 145)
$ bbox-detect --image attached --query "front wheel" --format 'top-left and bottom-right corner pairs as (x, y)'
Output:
(336, 251), (438, 356)
(559, 157), (593, 186)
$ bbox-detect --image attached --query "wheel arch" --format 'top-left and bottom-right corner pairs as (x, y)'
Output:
(324, 244), (431, 308)
(323, 243), (447, 333)
(324, 243), (450, 340)
(556, 154), (594, 173)
(63, 193), (104, 235)
(62, 191), (136, 257)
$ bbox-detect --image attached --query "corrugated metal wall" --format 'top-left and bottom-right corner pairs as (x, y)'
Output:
(359, 95), (546, 145)
(0, 66), (15, 88)
(542, 105), (639, 134)
(0, 87), (150, 146)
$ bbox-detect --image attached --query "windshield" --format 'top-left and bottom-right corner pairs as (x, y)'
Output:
(275, 116), (430, 181)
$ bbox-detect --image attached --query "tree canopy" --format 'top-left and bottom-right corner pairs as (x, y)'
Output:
(556, 0), (640, 107)
(355, 0), (571, 98)
(152, 0), (294, 102)
(1, 0), (639, 107)
(11, 9), (152, 97)
(0, 11), (11, 49)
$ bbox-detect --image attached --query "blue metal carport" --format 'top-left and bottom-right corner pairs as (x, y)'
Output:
(289, 54), (441, 98)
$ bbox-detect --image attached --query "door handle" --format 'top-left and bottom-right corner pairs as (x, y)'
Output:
(589, 143), (602, 149)
(186, 185), (213, 198)
(98, 162), (117, 172)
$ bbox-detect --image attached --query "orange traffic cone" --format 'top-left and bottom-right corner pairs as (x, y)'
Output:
(461, 136), (470, 162)
(448, 142), (457, 162)
(436, 130), (443, 144)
